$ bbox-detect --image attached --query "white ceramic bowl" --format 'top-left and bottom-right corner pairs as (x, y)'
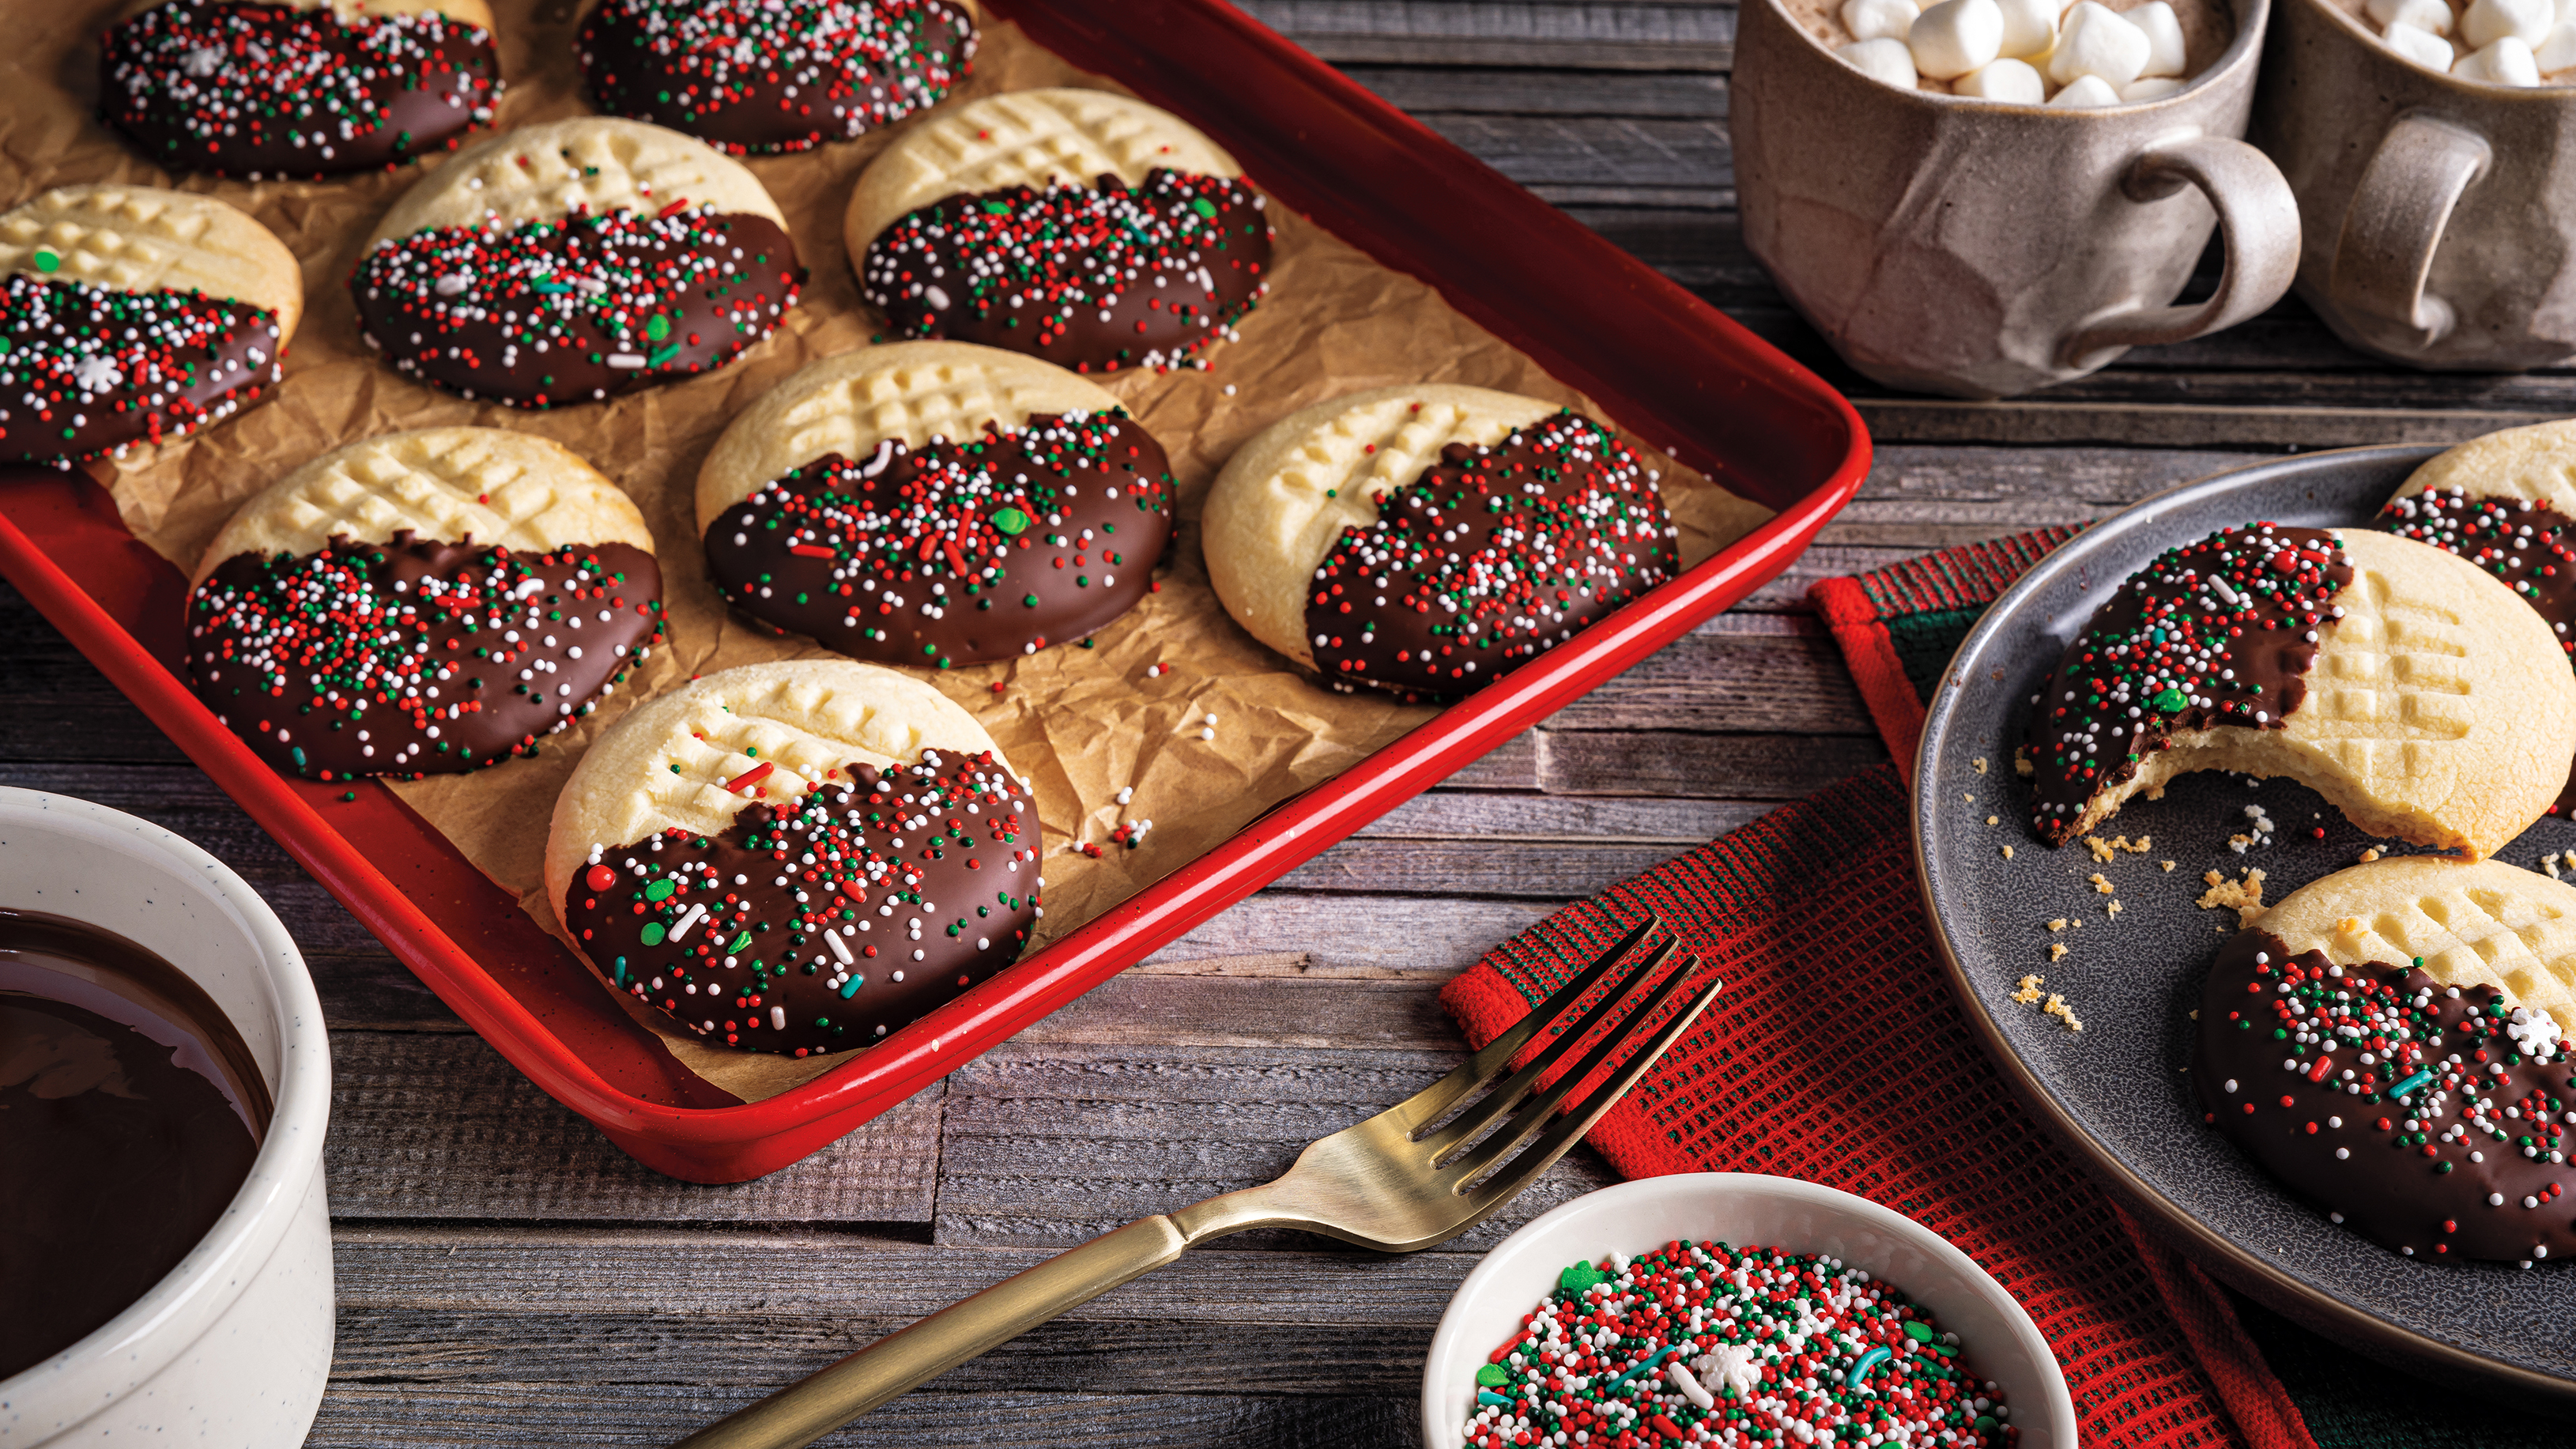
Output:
(1421, 1173), (2077, 1449)
(0, 787), (334, 1446)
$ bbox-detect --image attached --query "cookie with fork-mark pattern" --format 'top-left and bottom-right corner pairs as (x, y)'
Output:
(0, 183), (299, 467)
(185, 426), (666, 779)
(545, 658), (1041, 1056)
(844, 87), (1271, 374)
(352, 116), (803, 408)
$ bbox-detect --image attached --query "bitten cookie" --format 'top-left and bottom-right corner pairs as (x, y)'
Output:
(2194, 858), (2576, 1263)
(0, 184), (299, 468)
(695, 341), (1175, 666)
(2023, 524), (2576, 860)
(1201, 384), (1678, 701)
(544, 659), (1042, 1056)
(184, 427), (666, 779)
(2376, 419), (2576, 813)
(579, 0), (975, 156)
(100, 0), (501, 179)
(845, 88), (1271, 374)
(351, 116), (803, 408)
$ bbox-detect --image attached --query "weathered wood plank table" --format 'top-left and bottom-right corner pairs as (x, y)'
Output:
(2, 3), (2532, 1443)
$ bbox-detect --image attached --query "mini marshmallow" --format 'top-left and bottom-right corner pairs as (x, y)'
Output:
(2370, 0), (2454, 33)
(2385, 19), (2459, 67)
(2120, 74), (2186, 98)
(2536, 19), (2576, 66)
(2048, 73), (2124, 104)
(1957, 55), (2049, 98)
(1844, 0), (1922, 42)
(1993, 0), (2060, 55)
(1910, 0), (2006, 77)
(1840, 35), (1923, 85)
(2464, 0), (2553, 47)
(2455, 32), (2544, 79)
(2127, 1), (2189, 74)
(2050, 2), (2154, 87)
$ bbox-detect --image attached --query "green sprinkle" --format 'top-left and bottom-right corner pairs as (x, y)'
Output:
(639, 922), (667, 945)
(645, 878), (677, 901)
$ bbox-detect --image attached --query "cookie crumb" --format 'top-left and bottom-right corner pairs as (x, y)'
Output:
(1964, 792), (1975, 802)
(2001, 844), (2014, 860)
(2012, 975), (2046, 1004)
(2046, 919), (2069, 932)
(2082, 834), (2152, 862)
(2048, 942), (2069, 961)
(2159, 860), (2177, 872)
(2012, 975), (2081, 1030)
(2545, 851), (2563, 881)
(2106, 899), (2123, 919)
(2197, 867), (2269, 927)
(2089, 872), (2114, 895)
(2013, 748), (2033, 777)
(2357, 847), (2381, 864)
(1973, 757), (1990, 775)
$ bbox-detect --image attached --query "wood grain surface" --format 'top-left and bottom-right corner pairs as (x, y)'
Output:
(4, 2), (2539, 1443)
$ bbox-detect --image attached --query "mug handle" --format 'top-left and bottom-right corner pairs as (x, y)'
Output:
(2326, 113), (2491, 350)
(2058, 134), (2303, 371)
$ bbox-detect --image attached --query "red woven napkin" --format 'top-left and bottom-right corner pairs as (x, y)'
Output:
(1438, 533), (2315, 1449)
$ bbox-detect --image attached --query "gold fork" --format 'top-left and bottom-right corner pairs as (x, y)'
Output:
(674, 915), (1717, 1449)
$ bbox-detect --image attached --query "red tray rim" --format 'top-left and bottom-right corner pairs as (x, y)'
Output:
(0, 0), (1870, 1179)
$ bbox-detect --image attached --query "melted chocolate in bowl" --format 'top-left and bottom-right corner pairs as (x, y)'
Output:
(0, 910), (269, 1380)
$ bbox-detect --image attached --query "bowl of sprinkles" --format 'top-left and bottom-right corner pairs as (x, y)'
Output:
(1424, 1174), (2075, 1449)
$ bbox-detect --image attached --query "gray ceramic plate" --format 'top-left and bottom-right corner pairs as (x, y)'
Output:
(1914, 444), (2576, 1403)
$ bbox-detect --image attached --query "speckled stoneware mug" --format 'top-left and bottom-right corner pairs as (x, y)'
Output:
(2256, 0), (2576, 369)
(0, 788), (334, 1447)
(1733, 0), (2299, 399)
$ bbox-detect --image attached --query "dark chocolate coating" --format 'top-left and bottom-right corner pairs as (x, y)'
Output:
(859, 169), (1271, 375)
(560, 750), (1039, 1056)
(580, 0), (975, 156)
(2374, 489), (2576, 813)
(185, 533), (664, 779)
(350, 209), (801, 409)
(2024, 523), (2354, 846)
(2196, 929), (2576, 1263)
(0, 274), (282, 467)
(100, 0), (500, 179)
(1302, 410), (1677, 703)
(0, 910), (266, 1380)
(703, 411), (1175, 666)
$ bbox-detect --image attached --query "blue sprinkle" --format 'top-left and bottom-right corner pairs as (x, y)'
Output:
(613, 956), (628, 985)
(1609, 1345), (1684, 1392)
(1846, 1345), (1892, 1388)
(839, 976), (864, 999)
(2391, 1068), (2435, 1100)
(1476, 1391), (1511, 1406)
(289, 745), (307, 769)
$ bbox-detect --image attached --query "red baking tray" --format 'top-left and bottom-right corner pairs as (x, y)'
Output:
(0, 0), (1869, 1182)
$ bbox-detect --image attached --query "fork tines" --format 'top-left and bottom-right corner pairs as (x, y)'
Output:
(1403, 915), (1720, 1205)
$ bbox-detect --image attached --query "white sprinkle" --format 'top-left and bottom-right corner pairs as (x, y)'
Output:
(668, 903), (709, 941)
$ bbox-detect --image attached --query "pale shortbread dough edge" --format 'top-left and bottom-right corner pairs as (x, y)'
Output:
(366, 116), (784, 248)
(2256, 857), (2576, 1023)
(2393, 418), (2576, 519)
(842, 87), (1240, 258)
(541, 659), (1012, 923)
(0, 183), (302, 338)
(2061, 528), (2576, 861)
(192, 426), (654, 587)
(1200, 383), (1561, 670)
(693, 340), (1122, 530)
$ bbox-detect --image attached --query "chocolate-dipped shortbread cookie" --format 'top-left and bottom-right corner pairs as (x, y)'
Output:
(101, 0), (500, 179)
(846, 88), (1270, 375)
(2196, 858), (2576, 1264)
(1201, 383), (1676, 702)
(185, 428), (665, 779)
(580, 0), (975, 156)
(2375, 419), (2576, 814)
(696, 341), (1175, 666)
(0, 185), (300, 468)
(2023, 523), (2576, 860)
(544, 660), (1041, 1056)
(352, 117), (802, 408)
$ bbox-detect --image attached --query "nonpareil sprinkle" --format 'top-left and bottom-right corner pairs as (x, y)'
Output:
(1462, 1240), (2010, 1449)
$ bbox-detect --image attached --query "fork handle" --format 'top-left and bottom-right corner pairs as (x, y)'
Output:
(671, 1216), (1192, 1449)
